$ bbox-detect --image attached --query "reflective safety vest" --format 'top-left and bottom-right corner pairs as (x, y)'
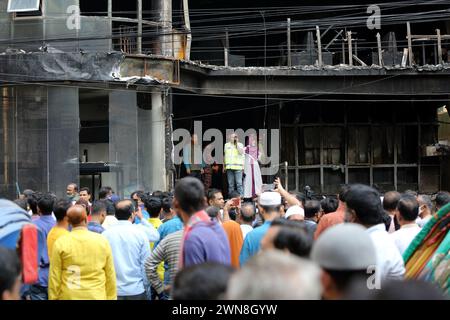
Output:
(224, 142), (245, 170)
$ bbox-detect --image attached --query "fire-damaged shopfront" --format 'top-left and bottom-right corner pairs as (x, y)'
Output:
(1, 0), (450, 199)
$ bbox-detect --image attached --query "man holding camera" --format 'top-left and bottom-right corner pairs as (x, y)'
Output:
(224, 133), (245, 197)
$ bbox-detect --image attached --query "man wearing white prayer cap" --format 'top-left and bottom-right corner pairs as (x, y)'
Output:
(311, 223), (377, 300)
(284, 205), (305, 221)
(239, 192), (282, 266)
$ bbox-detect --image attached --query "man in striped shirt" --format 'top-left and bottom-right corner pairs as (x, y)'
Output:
(145, 229), (183, 299)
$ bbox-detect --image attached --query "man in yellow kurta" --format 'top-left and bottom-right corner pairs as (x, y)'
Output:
(48, 205), (117, 300)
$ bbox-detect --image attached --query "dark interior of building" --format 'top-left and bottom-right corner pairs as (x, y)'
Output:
(172, 90), (443, 195)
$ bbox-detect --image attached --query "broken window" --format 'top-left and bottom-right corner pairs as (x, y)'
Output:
(420, 125), (438, 145)
(298, 127), (320, 165)
(397, 167), (418, 191)
(348, 168), (370, 185)
(420, 166), (440, 193)
(7, 0), (39, 12)
(299, 169), (320, 193)
(322, 127), (344, 165)
(280, 126), (296, 165)
(112, 1), (137, 19)
(80, 0), (108, 16)
(373, 168), (394, 192)
(396, 125), (418, 163)
(372, 126), (394, 164)
(348, 126), (370, 164)
(323, 168), (344, 194)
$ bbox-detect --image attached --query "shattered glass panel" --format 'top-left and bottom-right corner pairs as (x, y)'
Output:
(109, 91), (138, 198)
(47, 87), (79, 198)
(7, 0), (39, 12)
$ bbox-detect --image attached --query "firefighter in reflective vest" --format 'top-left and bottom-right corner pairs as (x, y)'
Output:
(224, 133), (245, 197)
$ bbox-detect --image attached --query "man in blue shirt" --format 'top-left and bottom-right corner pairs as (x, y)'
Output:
(175, 177), (231, 268)
(31, 193), (56, 300)
(103, 200), (151, 300)
(156, 215), (183, 247)
(239, 192), (282, 266)
(87, 200), (106, 234)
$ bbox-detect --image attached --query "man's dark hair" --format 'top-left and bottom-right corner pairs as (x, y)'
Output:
(0, 247), (21, 300)
(104, 199), (115, 216)
(13, 199), (28, 211)
(174, 177), (206, 215)
(80, 187), (91, 195)
(172, 263), (235, 300)
(304, 200), (321, 219)
(205, 206), (220, 220)
(240, 202), (256, 223)
(144, 196), (163, 218)
(114, 200), (135, 220)
(162, 196), (173, 213)
(228, 191), (240, 199)
(338, 185), (350, 202)
(27, 192), (40, 215)
(345, 184), (383, 226)
(320, 197), (338, 214)
(68, 183), (78, 192)
(92, 200), (107, 216)
(207, 188), (222, 203)
(131, 190), (144, 200)
(397, 195), (419, 222)
(37, 193), (55, 215)
(75, 199), (89, 214)
(98, 187), (112, 200)
(53, 199), (72, 222)
(435, 191), (450, 210)
(383, 191), (401, 211)
(270, 219), (312, 257)
(152, 190), (164, 199)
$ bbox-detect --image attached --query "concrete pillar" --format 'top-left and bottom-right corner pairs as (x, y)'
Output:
(155, 0), (172, 56)
(150, 89), (168, 191)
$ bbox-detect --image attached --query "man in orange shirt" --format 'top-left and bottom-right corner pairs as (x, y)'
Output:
(314, 185), (350, 240)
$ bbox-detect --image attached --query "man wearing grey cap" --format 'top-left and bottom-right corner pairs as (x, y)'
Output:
(239, 192), (282, 266)
(311, 223), (377, 299)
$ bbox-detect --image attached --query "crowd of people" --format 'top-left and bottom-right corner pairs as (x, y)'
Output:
(0, 177), (449, 300)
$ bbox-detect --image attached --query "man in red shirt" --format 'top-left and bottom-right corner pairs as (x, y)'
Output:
(314, 185), (350, 240)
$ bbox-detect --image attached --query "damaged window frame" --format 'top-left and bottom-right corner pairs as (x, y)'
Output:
(8, 0), (43, 19)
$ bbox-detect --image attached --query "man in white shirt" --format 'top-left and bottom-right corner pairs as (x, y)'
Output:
(416, 194), (433, 228)
(390, 195), (421, 255)
(238, 202), (256, 239)
(345, 184), (405, 283)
